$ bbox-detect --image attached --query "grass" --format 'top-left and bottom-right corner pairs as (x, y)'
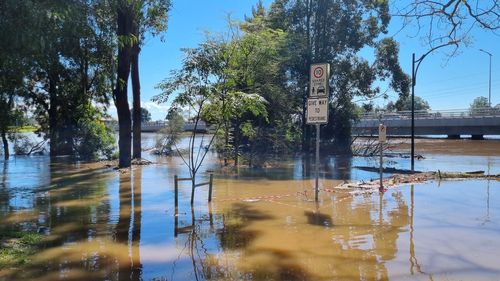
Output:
(0, 228), (43, 270)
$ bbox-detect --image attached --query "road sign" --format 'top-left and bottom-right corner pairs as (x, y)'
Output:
(307, 97), (328, 124)
(310, 63), (330, 97)
(379, 124), (387, 143)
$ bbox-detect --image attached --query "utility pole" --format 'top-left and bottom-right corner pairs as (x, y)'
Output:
(479, 49), (493, 107)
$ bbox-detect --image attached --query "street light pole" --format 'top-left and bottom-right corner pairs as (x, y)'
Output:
(479, 49), (493, 107)
(411, 53), (416, 172)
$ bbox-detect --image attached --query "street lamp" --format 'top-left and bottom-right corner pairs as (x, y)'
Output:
(479, 49), (492, 107)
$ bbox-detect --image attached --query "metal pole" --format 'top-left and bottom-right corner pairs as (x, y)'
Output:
(208, 174), (213, 202)
(411, 53), (416, 172)
(489, 53), (492, 107)
(174, 175), (178, 237)
(315, 124), (320, 202)
(174, 175), (178, 212)
(480, 49), (493, 107)
(379, 143), (383, 192)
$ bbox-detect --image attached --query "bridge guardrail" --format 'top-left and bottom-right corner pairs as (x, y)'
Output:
(361, 108), (500, 120)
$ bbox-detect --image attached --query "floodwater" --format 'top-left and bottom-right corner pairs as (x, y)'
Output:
(1, 135), (500, 280)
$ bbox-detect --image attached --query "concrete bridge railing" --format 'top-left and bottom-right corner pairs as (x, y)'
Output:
(105, 120), (208, 132)
(354, 108), (500, 138)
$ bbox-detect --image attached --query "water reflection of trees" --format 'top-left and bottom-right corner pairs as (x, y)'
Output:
(1, 162), (144, 280)
(173, 203), (317, 280)
(117, 170), (143, 281)
(328, 191), (409, 279)
(175, 190), (414, 281)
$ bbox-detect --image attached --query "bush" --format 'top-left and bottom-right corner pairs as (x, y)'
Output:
(72, 106), (116, 161)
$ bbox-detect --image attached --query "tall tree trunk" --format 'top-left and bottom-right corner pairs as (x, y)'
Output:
(131, 44), (141, 159)
(1, 129), (8, 160)
(48, 70), (59, 158)
(234, 125), (239, 167)
(114, 6), (133, 168)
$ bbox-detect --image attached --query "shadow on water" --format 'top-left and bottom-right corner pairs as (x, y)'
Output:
(172, 202), (317, 281)
(216, 203), (274, 250)
(304, 211), (333, 227)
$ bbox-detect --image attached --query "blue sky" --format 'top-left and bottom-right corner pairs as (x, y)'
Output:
(118, 0), (500, 121)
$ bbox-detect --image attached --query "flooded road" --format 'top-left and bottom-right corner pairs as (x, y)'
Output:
(1, 136), (499, 280)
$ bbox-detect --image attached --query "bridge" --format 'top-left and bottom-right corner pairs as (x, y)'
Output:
(353, 108), (500, 139)
(106, 120), (208, 133)
(106, 108), (500, 139)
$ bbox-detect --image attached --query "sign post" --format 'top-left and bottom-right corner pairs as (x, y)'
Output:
(378, 124), (387, 192)
(307, 63), (330, 202)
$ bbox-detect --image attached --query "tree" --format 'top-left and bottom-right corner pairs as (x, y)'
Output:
(469, 96), (491, 115)
(387, 96), (430, 112)
(2, 0), (117, 161)
(154, 109), (184, 155)
(267, 0), (409, 153)
(0, 0), (40, 159)
(130, 0), (171, 160)
(132, 107), (152, 122)
(154, 44), (223, 204)
(394, 1), (499, 56)
(209, 15), (292, 166)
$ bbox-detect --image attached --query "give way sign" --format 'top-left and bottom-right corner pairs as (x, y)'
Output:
(306, 97), (328, 124)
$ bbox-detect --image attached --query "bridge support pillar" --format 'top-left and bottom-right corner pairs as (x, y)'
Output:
(471, 135), (484, 140)
(447, 135), (460, 139)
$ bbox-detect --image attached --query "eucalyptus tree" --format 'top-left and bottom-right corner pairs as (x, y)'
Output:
(130, 0), (171, 159)
(267, 0), (409, 153)
(96, 0), (170, 166)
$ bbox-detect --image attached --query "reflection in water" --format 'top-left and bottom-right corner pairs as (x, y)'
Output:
(327, 155), (352, 180)
(116, 171), (143, 281)
(1, 138), (500, 280)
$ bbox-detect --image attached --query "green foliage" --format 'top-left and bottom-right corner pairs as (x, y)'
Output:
(387, 96), (430, 112)
(469, 96), (495, 115)
(72, 106), (116, 161)
(132, 107), (152, 122)
(155, 109), (184, 155)
(267, 0), (409, 152)
(470, 96), (490, 110)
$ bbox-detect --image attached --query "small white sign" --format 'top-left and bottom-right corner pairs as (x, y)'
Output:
(379, 124), (387, 143)
(307, 97), (328, 124)
(310, 63), (330, 97)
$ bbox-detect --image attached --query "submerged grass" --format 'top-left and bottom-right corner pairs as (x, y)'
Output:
(0, 228), (43, 270)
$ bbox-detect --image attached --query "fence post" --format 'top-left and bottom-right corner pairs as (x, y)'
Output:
(208, 174), (213, 202)
(174, 174), (179, 237)
(174, 175), (179, 211)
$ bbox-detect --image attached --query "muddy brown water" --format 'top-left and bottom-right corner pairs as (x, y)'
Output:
(1, 136), (500, 280)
